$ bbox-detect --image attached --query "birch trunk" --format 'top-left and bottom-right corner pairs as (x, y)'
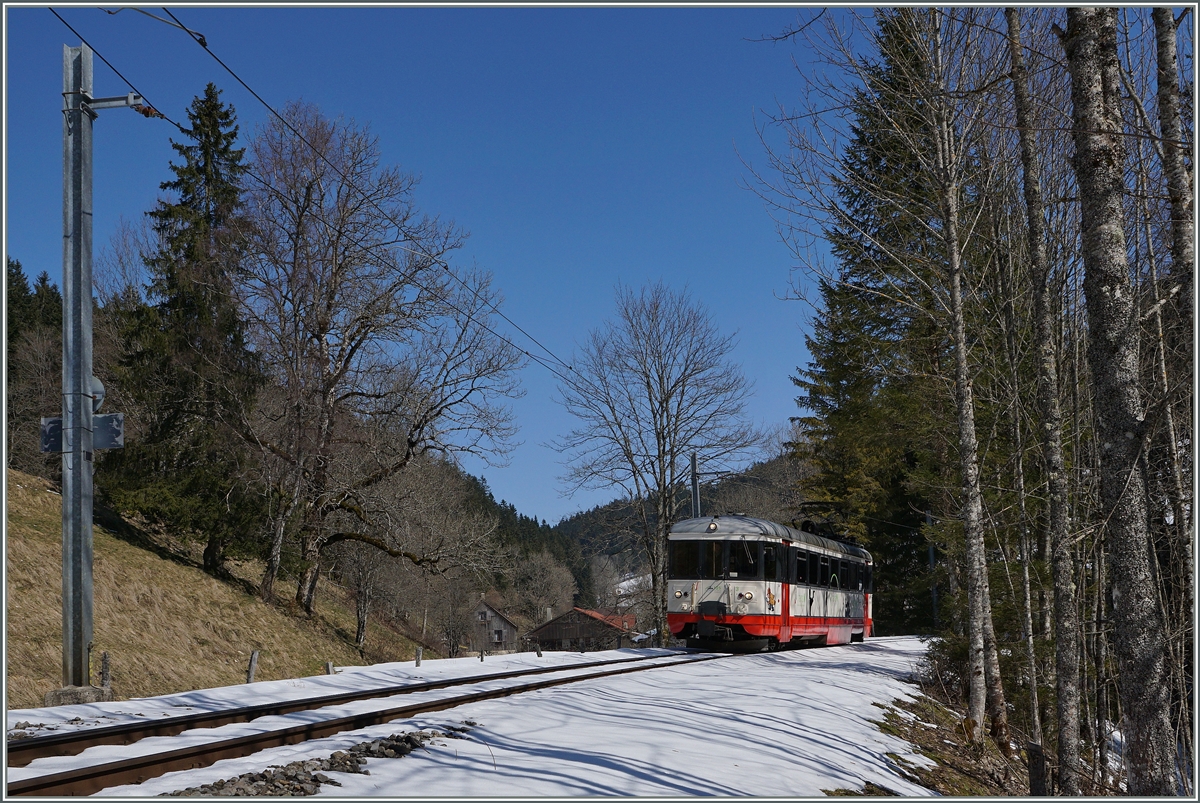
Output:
(1152, 8), (1193, 341)
(1005, 7), (1080, 790)
(944, 184), (990, 744)
(260, 472), (304, 602)
(929, 44), (1008, 745)
(1064, 8), (1176, 795)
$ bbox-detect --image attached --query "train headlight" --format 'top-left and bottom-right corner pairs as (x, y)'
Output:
(674, 590), (682, 598)
(736, 603), (748, 615)
(744, 591), (754, 601)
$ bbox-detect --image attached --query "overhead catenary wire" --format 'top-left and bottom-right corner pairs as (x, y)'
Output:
(49, 7), (185, 131)
(56, 7), (574, 387)
(156, 6), (577, 380)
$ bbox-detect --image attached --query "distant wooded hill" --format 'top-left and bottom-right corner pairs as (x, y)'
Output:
(551, 454), (806, 571)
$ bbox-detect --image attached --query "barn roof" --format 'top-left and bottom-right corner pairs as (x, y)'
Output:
(525, 607), (638, 639)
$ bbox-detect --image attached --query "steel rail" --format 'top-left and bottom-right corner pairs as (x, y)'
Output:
(7, 653), (730, 797)
(7, 652), (669, 768)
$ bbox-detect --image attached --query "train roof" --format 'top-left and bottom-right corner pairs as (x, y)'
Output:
(669, 515), (872, 562)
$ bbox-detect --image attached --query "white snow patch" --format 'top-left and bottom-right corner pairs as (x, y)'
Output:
(13, 637), (935, 797)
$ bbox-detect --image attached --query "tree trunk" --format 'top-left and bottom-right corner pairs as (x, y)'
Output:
(355, 589), (370, 649)
(1006, 7), (1079, 790)
(934, 102), (1007, 748)
(295, 533), (323, 615)
(1095, 538), (1110, 790)
(1152, 7), (1193, 347)
(260, 474), (303, 602)
(946, 197), (987, 744)
(1064, 8), (1176, 794)
(652, 517), (670, 649)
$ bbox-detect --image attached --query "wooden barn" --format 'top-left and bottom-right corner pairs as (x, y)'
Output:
(524, 608), (639, 651)
(468, 600), (521, 653)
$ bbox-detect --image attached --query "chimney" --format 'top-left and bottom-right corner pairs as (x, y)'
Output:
(544, 607), (553, 623)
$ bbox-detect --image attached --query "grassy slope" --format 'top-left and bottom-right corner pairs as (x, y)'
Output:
(6, 469), (424, 709)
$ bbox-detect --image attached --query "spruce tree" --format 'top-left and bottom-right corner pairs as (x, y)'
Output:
(790, 14), (946, 636)
(101, 84), (264, 575)
(6, 258), (64, 474)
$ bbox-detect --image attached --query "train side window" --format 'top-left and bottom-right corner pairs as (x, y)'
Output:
(795, 550), (808, 584)
(839, 560), (849, 590)
(819, 555), (830, 587)
(809, 552), (821, 587)
(764, 545), (779, 581)
(866, 565), (874, 593)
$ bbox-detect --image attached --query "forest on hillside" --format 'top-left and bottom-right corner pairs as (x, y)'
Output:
(5, 84), (590, 658)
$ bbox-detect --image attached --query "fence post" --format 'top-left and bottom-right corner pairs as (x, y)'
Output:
(325, 661), (334, 675)
(100, 651), (111, 689)
(415, 647), (422, 667)
(246, 650), (259, 684)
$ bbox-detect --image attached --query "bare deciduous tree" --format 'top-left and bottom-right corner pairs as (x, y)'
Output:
(1005, 7), (1079, 790)
(504, 551), (578, 626)
(1064, 8), (1176, 794)
(748, 8), (1011, 750)
(235, 101), (523, 612)
(555, 281), (760, 647)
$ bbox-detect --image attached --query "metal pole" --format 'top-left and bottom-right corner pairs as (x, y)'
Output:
(690, 452), (700, 519)
(61, 43), (96, 690)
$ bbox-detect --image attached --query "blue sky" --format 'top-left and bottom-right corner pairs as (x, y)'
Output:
(5, 5), (823, 524)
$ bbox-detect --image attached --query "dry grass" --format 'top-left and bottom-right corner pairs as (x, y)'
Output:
(6, 469), (424, 709)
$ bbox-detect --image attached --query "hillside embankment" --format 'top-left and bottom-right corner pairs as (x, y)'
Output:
(6, 469), (425, 709)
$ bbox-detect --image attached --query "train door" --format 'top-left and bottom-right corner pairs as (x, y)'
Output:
(769, 542), (789, 642)
(850, 561), (865, 620)
(814, 553), (831, 621)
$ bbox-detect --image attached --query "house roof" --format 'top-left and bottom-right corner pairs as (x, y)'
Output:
(525, 607), (638, 639)
(575, 607), (637, 632)
(472, 600), (519, 630)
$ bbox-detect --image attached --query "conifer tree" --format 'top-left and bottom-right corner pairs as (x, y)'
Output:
(102, 84), (264, 575)
(6, 258), (63, 474)
(789, 13), (946, 636)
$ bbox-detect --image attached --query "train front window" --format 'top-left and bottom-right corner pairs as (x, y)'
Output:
(701, 541), (723, 578)
(669, 540), (701, 579)
(727, 538), (760, 579)
(669, 540), (724, 580)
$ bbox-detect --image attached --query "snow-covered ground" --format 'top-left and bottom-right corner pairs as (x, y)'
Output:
(8, 636), (936, 797)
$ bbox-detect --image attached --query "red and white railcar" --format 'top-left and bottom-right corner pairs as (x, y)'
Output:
(666, 515), (873, 651)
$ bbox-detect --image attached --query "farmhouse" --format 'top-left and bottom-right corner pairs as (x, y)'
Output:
(525, 607), (639, 651)
(468, 600), (521, 653)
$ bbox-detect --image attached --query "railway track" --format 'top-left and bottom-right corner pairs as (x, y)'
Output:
(7, 651), (731, 796)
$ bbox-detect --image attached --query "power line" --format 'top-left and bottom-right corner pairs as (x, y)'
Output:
(157, 7), (576, 379)
(57, 7), (573, 386)
(49, 8), (184, 131)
